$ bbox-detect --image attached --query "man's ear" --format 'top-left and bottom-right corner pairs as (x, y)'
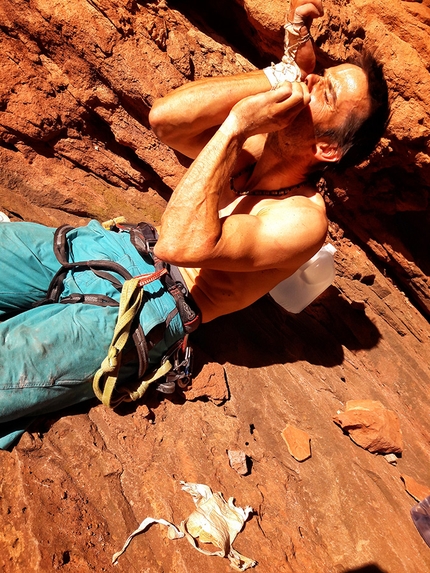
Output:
(314, 141), (342, 163)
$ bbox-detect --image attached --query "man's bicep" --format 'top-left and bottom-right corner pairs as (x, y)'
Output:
(198, 207), (327, 272)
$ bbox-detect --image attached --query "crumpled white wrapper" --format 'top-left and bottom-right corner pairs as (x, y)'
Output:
(112, 481), (257, 571)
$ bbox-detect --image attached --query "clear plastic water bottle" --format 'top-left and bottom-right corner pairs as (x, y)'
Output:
(269, 243), (336, 313)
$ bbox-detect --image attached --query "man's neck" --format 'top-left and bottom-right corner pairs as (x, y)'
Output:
(245, 136), (313, 193)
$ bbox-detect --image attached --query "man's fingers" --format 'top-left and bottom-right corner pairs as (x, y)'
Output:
(274, 81), (310, 108)
(230, 80), (310, 136)
(297, 81), (310, 106)
(288, 1), (324, 24)
(269, 82), (293, 100)
(296, 3), (323, 19)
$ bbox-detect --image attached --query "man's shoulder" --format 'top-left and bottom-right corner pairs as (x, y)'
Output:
(256, 186), (326, 218)
(255, 188), (328, 247)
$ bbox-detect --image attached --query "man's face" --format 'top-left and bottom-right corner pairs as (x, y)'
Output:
(305, 63), (371, 133)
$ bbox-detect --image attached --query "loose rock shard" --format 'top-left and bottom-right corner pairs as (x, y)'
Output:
(228, 449), (249, 476)
(333, 400), (403, 454)
(184, 362), (229, 404)
(384, 453), (398, 465)
(401, 475), (430, 502)
(281, 424), (312, 462)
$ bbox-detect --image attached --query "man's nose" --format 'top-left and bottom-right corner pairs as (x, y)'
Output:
(305, 74), (319, 92)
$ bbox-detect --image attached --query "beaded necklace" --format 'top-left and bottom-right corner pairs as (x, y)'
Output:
(229, 164), (306, 197)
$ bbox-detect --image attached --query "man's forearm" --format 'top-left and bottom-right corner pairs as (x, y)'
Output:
(149, 70), (271, 158)
(154, 115), (245, 266)
(154, 80), (311, 268)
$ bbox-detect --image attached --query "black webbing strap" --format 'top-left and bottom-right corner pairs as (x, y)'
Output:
(35, 224), (150, 384)
(44, 225), (134, 304)
(116, 221), (202, 334)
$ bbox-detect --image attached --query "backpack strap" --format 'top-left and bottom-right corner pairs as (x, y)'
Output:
(59, 293), (119, 307)
(112, 221), (201, 395)
(32, 225), (135, 307)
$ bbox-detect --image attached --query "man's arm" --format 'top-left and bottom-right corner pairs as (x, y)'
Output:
(288, 0), (324, 77)
(149, 70), (272, 159)
(154, 82), (327, 274)
(149, 0), (324, 158)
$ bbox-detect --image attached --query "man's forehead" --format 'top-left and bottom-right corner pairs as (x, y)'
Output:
(326, 63), (367, 85)
(329, 64), (371, 123)
(325, 63), (369, 104)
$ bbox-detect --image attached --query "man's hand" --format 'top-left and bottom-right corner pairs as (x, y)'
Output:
(225, 81), (310, 139)
(286, 0), (324, 77)
(149, 71), (274, 159)
(288, 0), (324, 30)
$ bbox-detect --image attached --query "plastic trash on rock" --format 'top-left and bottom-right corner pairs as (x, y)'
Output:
(180, 482), (256, 570)
(112, 481), (257, 571)
(411, 495), (430, 547)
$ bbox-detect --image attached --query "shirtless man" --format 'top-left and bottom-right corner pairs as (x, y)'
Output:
(149, 0), (389, 323)
(0, 0), (389, 448)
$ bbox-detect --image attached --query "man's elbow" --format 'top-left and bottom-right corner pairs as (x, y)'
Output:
(148, 98), (172, 142)
(154, 240), (186, 267)
(154, 238), (212, 268)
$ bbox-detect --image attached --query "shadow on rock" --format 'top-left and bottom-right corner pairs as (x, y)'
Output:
(341, 565), (389, 573)
(192, 286), (381, 370)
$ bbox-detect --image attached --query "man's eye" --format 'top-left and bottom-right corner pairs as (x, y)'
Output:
(324, 86), (334, 109)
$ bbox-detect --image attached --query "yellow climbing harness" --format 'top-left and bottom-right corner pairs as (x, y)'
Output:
(46, 219), (200, 407)
(92, 269), (174, 408)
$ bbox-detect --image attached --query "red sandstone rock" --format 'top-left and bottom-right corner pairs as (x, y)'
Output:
(183, 362), (229, 404)
(401, 475), (430, 502)
(281, 424), (312, 462)
(0, 1), (430, 572)
(333, 399), (403, 454)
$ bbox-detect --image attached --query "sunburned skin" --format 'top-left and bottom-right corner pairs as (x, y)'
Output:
(152, 64), (370, 324)
(178, 181), (327, 323)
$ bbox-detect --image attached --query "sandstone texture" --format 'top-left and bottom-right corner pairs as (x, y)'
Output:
(1, 1), (430, 572)
(402, 475), (430, 503)
(281, 425), (312, 462)
(333, 399), (404, 454)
